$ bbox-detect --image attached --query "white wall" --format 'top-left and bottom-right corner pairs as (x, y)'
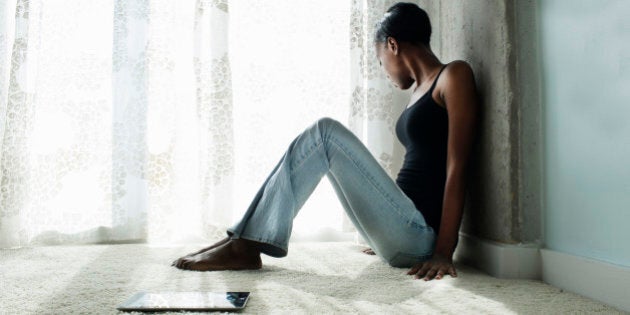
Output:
(540, 0), (630, 267)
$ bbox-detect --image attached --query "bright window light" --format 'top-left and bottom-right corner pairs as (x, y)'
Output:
(229, 0), (351, 241)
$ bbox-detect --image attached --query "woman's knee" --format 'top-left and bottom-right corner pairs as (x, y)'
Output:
(315, 117), (350, 140)
(316, 117), (342, 130)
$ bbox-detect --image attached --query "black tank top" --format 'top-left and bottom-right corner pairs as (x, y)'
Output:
(395, 64), (448, 233)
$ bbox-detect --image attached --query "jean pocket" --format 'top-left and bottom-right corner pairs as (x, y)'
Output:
(387, 251), (432, 268)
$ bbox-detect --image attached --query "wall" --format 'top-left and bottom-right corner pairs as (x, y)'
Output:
(428, 0), (542, 245)
(540, 0), (630, 267)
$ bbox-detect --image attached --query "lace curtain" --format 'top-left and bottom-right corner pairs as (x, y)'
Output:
(0, 0), (409, 248)
(349, 0), (412, 179)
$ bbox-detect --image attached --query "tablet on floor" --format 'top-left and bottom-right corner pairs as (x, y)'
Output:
(117, 291), (250, 312)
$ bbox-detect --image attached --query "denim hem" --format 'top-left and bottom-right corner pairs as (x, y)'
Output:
(227, 229), (288, 258)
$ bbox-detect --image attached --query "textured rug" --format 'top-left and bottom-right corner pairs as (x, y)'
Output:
(0, 242), (624, 314)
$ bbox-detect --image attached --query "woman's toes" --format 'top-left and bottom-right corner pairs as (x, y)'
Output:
(181, 258), (193, 269)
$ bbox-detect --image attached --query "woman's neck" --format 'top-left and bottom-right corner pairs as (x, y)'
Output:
(403, 44), (443, 89)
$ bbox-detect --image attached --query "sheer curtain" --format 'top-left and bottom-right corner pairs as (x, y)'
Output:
(349, 0), (411, 180)
(0, 0), (408, 249)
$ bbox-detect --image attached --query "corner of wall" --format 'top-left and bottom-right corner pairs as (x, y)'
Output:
(511, 0), (543, 244)
(444, 0), (544, 279)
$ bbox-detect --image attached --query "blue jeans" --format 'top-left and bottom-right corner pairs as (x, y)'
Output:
(227, 117), (436, 267)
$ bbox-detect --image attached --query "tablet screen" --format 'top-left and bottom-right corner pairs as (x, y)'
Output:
(117, 291), (250, 311)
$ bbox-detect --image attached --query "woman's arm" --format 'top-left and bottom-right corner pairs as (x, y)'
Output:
(407, 61), (479, 281)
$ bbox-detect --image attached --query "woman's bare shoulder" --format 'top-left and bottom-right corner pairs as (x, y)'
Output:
(445, 60), (475, 81)
(437, 60), (478, 109)
(440, 60), (476, 93)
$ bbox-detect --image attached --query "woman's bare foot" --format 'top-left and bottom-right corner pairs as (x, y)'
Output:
(171, 237), (230, 266)
(172, 239), (262, 271)
(362, 248), (376, 255)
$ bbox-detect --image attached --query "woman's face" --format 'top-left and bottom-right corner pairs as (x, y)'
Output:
(375, 40), (414, 90)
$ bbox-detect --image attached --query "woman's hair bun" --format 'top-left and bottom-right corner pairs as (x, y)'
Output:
(374, 2), (431, 46)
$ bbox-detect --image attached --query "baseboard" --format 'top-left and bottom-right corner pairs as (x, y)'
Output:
(541, 249), (630, 312)
(454, 233), (541, 279)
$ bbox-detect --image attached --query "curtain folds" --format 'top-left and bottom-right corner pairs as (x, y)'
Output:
(349, 0), (410, 179)
(0, 0), (235, 247)
(0, 0), (407, 248)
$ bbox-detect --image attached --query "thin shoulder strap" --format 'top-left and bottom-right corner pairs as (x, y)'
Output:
(428, 63), (449, 92)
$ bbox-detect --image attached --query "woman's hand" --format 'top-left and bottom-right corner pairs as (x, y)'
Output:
(407, 253), (457, 281)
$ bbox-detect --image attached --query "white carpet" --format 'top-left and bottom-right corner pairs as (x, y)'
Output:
(0, 242), (624, 314)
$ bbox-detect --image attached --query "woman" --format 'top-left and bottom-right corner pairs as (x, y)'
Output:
(172, 2), (478, 281)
